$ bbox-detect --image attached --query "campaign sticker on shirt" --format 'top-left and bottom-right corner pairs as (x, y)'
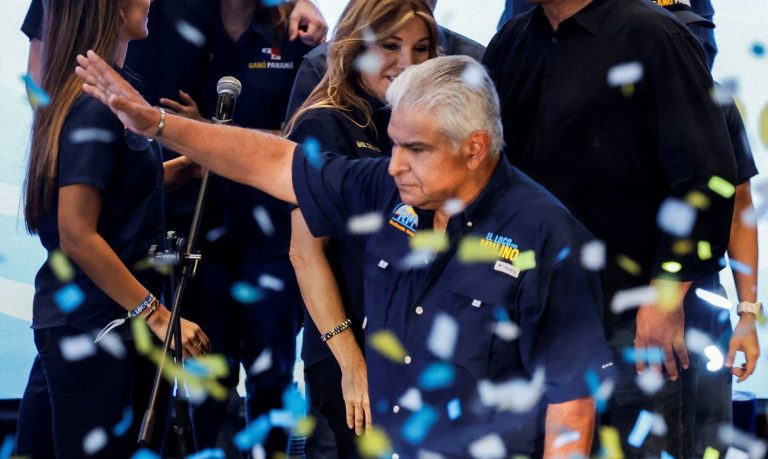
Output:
(388, 203), (418, 236)
(481, 232), (521, 262)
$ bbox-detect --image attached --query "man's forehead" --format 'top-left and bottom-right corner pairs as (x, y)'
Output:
(388, 107), (440, 144)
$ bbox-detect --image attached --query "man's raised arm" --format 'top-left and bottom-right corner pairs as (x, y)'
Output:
(75, 51), (298, 205)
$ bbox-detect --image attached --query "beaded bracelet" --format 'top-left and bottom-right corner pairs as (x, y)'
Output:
(320, 318), (352, 342)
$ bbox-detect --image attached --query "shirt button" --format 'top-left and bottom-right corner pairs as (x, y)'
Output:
(404, 355), (412, 365)
(392, 405), (400, 413)
(415, 306), (424, 315)
(551, 37), (558, 44)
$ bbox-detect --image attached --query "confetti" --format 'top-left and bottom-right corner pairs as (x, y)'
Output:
(303, 137), (324, 169)
(262, 0), (285, 5)
(250, 348), (273, 375)
(727, 258), (753, 275)
(188, 449), (226, 459)
(418, 363), (455, 391)
(131, 449), (161, 459)
(356, 426), (392, 458)
(611, 285), (658, 314)
(0, 435), (14, 459)
(398, 388), (423, 412)
(427, 313), (458, 360)
(458, 236), (498, 262)
(113, 406), (133, 436)
(292, 416), (317, 437)
(206, 226), (227, 242)
(704, 345), (724, 372)
(685, 328), (714, 354)
(708, 176), (735, 198)
(694, 288), (731, 310)
(661, 261), (682, 274)
(512, 250), (536, 271)
(369, 330), (407, 362)
(623, 347), (664, 366)
(186, 355), (229, 379)
(355, 52), (384, 76)
(723, 447), (749, 459)
(362, 27), (377, 45)
(230, 281), (264, 304)
(234, 415), (271, 451)
(282, 386), (306, 419)
(398, 249), (437, 270)
(751, 42), (765, 57)
(660, 451), (675, 459)
(49, 250), (75, 282)
(83, 427), (108, 455)
(607, 61), (643, 87)
(685, 191), (711, 210)
(616, 254), (642, 276)
(492, 321), (520, 341)
(636, 368), (664, 395)
(131, 319), (153, 355)
(175, 20), (206, 47)
(554, 246), (571, 263)
(581, 240), (606, 270)
(478, 368), (544, 412)
(269, 409), (297, 428)
(69, 128), (116, 144)
(599, 426), (624, 459)
(22, 73), (51, 107)
(657, 198), (696, 237)
(97, 332), (127, 359)
(411, 231), (449, 253)
(461, 64), (486, 88)
(468, 433), (506, 459)
(698, 241), (712, 260)
(711, 84), (735, 106)
(401, 406), (438, 445)
(671, 240), (693, 255)
(442, 198), (465, 216)
(651, 413), (667, 436)
(718, 425), (768, 459)
(347, 212), (384, 234)
(61, 334), (97, 361)
(447, 398), (461, 420)
(760, 103), (768, 149)
(252, 206), (275, 237)
(54, 283), (85, 313)
(258, 274), (285, 291)
(703, 447), (720, 459)
(628, 410), (654, 448)
(553, 430), (581, 448)
(585, 369), (614, 413)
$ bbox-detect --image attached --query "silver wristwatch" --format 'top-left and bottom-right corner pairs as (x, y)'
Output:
(736, 301), (763, 316)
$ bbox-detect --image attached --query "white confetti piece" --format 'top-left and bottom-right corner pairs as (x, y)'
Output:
(723, 447), (749, 459)
(397, 388), (423, 412)
(711, 84), (734, 106)
(347, 212), (383, 234)
(176, 20), (206, 47)
(553, 430), (581, 448)
(252, 206), (275, 237)
(468, 433), (506, 459)
(492, 321), (520, 341)
(427, 313), (458, 360)
(607, 61), (644, 87)
(704, 345), (724, 371)
(685, 328), (714, 355)
(657, 198), (697, 237)
(251, 445), (266, 459)
(250, 348), (272, 375)
(355, 52), (384, 76)
(695, 288), (732, 310)
(636, 368), (664, 395)
(69, 128), (115, 144)
(96, 332), (127, 359)
(478, 368), (544, 412)
(442, 199), (464, 216)
(611, 285), (658, 314)
(83, 427), (108, 455)
(258, 274), (284, 292)
(718, 425), (767, 459)
(581, 240), (606, 271)
(651, 412), (667, 436)
(461, 65), (485, 88)
(206, 226), (227, 242)
(418, 451), (446, 459)
(61, 334), (97, 361)
(362, 27), (377, 45)
(398, 249), (437, 270)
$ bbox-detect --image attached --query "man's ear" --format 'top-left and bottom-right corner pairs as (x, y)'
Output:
(464, 131), (491, 170)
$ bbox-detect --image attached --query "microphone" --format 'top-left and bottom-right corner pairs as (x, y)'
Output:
(213, 76), (242, 124)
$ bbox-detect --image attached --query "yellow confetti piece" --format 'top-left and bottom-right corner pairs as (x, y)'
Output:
(708, 176), (735, 198)
(131, 319), (154, 355)
(512, 250), (536, 271)
(661, 261), (682, 274)
(703, 447), (719, 459)
(697, 241), (712, 260)
(410, 230), (449, 253)
(458, 236), (498, 262)
(599, 426), (624, 459)
(672, 240), (693, 255)
(655, 277), (682, 312)
(368, 330), (407, 363)
(193, 354), (229, 379)
(356, 426), (392, 458)
(292, 416), (317, 437)
(621, 84), (635, 98)
(685, 191), (710, 210)
(759, 102), (768, 150)
(616, 254), (642, 276)
(49, 250), (75, 283)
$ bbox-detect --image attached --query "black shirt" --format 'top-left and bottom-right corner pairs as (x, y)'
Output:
(287, 85), (391, 368)
(483, 0), (736, 322)
(33, 69), (165, 332)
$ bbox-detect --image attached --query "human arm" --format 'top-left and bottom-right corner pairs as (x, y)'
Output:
(288, 0), (328, 46)
(163, 156), (202, 191)
(58, 184), (209, 357)
(289, 209), (371, 433)
(543, 397), (595, 456)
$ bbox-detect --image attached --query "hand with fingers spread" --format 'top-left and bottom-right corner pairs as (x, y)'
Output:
(146, 305), (211, 359)
(341, 355), (372, 435)
(726, 314), (761, 382)
(288, 0), (328, 46)
(160, 90), (206, 122)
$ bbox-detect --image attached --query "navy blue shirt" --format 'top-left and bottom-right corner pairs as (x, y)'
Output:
(292, 148), (613, 455)
(33, 69), (165, 332)
(483, 0), (736, 323)
(284, 26), (485, 121)
(287, 86), (391, 368)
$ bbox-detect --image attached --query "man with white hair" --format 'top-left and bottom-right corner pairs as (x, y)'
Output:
(77, 53), (613, 456)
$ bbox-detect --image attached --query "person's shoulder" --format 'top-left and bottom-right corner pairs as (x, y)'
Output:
(613, 0), (689, 37)
(63, 95), (123, 134)
(304, 42), (329, 61)
(439, 27), (485, 61)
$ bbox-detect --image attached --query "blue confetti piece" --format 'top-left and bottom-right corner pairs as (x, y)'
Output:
(230, 281), (264, 304)
(401, 405), (438, 445)
(22, 73), (51, 107)
(447, 398), (462, 420)
(54, 283), (85, 313)
(234, 415), (272, 451)
(185, 358), (212, 378)
(418, 362), (455, 391)
(492, 306), (511, 323)
(627, 410), (654, 448)
(303, 137), (324, 169)
(189, 448), (226, 459)
(585, 369), (609, 413)
(555, 246), (571, 263)
(112, 406), (133, 437)
(622, 347), (664, 366)
(130, 449), (161, 459)
(0, 435), (14, 459)
(728, 258), (753, 275)
(752, 42), (765, 57)
(282, 386), (306, 419)
(661, 451), (675, 459)
(262, 0), (285, 5)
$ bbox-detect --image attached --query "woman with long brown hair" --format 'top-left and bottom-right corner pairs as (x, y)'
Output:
(285, 1), (437, 456)
(16, 0), (209, 457)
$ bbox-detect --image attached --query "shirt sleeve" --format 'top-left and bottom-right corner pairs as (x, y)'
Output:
(642, 30), (737, 281)
(520, 215), (614, 403)
(57, 98), (123, 192)
(21, 0), (44, 41)
(291, 146), (394, 239)
(721, 97), (758, 184)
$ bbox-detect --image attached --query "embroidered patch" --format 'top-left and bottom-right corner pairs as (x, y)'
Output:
(388, 203), (418, 236)
(494, 260), (520, 278)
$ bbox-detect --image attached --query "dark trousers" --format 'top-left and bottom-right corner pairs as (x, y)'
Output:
(15, 325), (169, 458)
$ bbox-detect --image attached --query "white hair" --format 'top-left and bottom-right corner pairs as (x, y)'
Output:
(385, 55), (504, 157)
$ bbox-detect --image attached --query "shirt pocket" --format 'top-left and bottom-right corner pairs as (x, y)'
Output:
(362, 248), (401, 331)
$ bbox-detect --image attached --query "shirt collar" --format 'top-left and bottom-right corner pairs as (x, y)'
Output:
(528, 0), (614, 36)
